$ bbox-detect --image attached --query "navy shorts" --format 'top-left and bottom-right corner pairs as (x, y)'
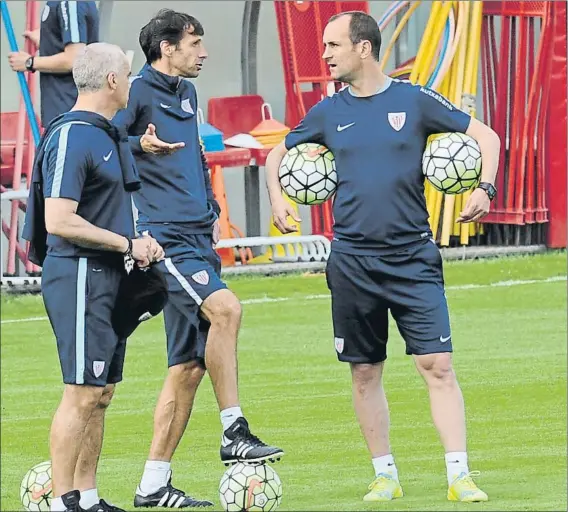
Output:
(325, 240), (453, 364)
(41, 255), (127, 386)
(142, 224), (227, 367)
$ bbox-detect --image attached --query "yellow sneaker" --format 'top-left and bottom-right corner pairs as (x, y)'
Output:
(363, 473), (404, 502)
(447, 471), (488, 502)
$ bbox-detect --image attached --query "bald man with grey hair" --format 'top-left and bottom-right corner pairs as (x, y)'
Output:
(73, 42), (130, 94)
(22, 41), (164, 512)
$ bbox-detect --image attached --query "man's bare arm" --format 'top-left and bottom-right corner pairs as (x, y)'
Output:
(45, 197), (130, 252)
(45, 197), (162, 265)
(8, 43), (85, 74)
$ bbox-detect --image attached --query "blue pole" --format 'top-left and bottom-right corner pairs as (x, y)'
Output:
(1, 0), (41, 146)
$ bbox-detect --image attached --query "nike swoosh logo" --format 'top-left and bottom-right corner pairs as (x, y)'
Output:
(337, 122), (355, 132)
(307, 147), (327, 158)
(160, 103), (171, 109)
(31, 483), (52, 500)
(103, 150), (113, 161)
(247, 479), (263, 510)
(440, 335), (451, 343)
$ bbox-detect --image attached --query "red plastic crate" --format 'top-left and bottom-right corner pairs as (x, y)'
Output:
(207, 95), (266, 139)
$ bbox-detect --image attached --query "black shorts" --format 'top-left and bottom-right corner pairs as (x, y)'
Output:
(142, 224), (227, 368)
(42, 256), (126, 386)
(325, 240), (453, 364)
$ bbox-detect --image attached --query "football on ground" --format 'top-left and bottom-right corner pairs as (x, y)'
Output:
(219, 463), (282, 512)
(20, 461), (52, 512)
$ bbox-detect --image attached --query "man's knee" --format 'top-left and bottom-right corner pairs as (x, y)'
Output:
(62, 384), (105, 413)
(350, 362), (384, 393)
(169, 360), (206, 385)
(414, 352), (455, 383)
(97, 384), (116, 410)
(201, 289), (242, 326)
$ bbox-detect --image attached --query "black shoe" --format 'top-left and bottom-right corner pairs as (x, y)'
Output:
(85, 499), (126, 512)
(220, 417), (284, 466)
(61, 490), (84, 512)
(134, 474), (213, 508)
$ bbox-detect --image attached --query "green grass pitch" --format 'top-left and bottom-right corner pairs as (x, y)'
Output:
(1, 252), (566, 511)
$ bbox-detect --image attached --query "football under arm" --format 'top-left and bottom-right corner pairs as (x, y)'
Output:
(32, 43), (85, 74)
(265, 141), (289, 205)
(45, 197), (129, 253)
(466, 117), (501, 186)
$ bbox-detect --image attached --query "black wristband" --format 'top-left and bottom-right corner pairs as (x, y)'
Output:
(123, 237), (133, 255)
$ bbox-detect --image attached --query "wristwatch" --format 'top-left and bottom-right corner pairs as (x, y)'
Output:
(477, 182), (497, 201)
(25, 56), (35, 73)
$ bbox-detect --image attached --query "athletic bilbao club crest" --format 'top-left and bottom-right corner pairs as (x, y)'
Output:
(181, 98), (194, 114)
(93, 361), (105, 378)
(191, 270), (209, 285)
(388, 112), (406, 131)
(334, 337), (344, 353)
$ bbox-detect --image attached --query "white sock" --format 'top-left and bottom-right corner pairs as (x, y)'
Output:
(139, 460), (171, 495)
(50, 497), (65, 512)
(220, 406), (243, 431)
(372, 454), (399, 481)
(445, 451), (469, 485)
(79, 488), (99, 509)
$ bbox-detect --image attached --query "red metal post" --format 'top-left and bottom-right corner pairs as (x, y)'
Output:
(545, 1), (567, 247)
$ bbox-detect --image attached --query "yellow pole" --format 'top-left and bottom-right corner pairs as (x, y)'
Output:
(440, 1), (469, 246)
(417, 1), (454, 85)
(418, 2), (456, 241)
(380, 1), (422, 71)
(460, 0), (484, 242)
(428, 66), (453, 239)
(409, 1), (442, 84)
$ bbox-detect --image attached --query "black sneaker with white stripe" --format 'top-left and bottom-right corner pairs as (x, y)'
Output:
(85, 500), (125, 512)
(220, 417), (284, 466)
(133, 474), (213, 509)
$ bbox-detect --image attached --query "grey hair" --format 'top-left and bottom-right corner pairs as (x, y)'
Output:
(73, 42), (128, 93)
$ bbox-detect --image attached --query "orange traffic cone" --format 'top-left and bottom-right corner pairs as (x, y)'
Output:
(250, 103), (290, 148)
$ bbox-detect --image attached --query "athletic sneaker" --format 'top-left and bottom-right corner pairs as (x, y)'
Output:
(85, 500), (125, 512)
(61, 490), (84, 512)
(220, 417), (284, 466)
(363, 473), (404, 502)
(447, 471), (488, 502)
(134, 474), (213, 508)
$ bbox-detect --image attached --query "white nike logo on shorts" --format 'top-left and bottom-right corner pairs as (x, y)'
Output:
(440, 335), (451, 343)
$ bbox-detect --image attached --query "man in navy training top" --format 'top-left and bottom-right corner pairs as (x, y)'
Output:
(266, 11), (500, 504)
(8, 1), (99, 126)
(113, 9), (283, 509)
(26, 43), (163, 512)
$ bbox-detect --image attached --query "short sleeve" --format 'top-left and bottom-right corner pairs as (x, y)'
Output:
(43, 125), (90, 201)
(285, 99), (328, 149)
(58, 1), (90, 45)
(418, 86), (471, 136)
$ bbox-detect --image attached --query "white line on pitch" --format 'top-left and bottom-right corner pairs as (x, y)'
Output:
(1, 275), (565, 325)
